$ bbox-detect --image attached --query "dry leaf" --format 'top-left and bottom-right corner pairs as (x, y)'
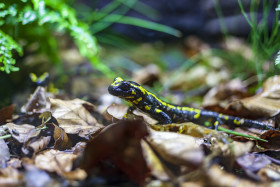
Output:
(7, 158), (22, 169)
(21, 86), (49, 113)
(80, 120), (149, 185)
(132, 64), (160, 86)
(35, 149), (87, 180)
(47, 123), (72, 150)
(232, 141), (254, 158)
(147, 129), (204, 167)
(229, 76), (280, 118)
(50, 98), (103, 138)
(258, 130), (280, 150)
(237, 153), (272, 172)
(0, 105), (14, 125)
(141, 140), (169, 181)
(258, 168), (280, 182)
(203, 79), (249, 114)
(105, 103), (128, 121)
(0, 139), (10, 167)
(5, 123), (40, 143)
(22, 136), (51, 157)
(0, 166), (23, 186)
(150, 122), (225, 138)
(206, 164), (261, 187)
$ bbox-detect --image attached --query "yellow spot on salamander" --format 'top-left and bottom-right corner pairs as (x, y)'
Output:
(234, 119), (242, 125)
(155, 109), (162, 113)
(182, 107), (194, 112)
(145, 106), (151, 110)
(177, 106), (181, 110)
(132, 90), (136, 95)
(219, 114), (223, 118)
(111, 77), (123, 86)
(194, 109), (200, 119)
(133, 97), (142, 104)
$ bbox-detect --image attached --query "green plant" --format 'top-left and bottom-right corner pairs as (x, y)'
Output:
(238, 0), (280, 81)
(76, 0), (181, 47)
(0, 0), (181, 76)
(0, 0), (106, 74)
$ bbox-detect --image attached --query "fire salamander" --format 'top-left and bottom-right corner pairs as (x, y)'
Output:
(108, 77), (274, 131)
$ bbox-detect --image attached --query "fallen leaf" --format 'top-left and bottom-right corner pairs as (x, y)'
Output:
(35, 149), (87, 180)
(5, 123), (40, 143)
(236, 154), (271, 175)
(7, 158), (22, 168)
(25, 167), (52, 187)
(0, 166), (23, 186)
(258, 130), (280, 150)
(105, 103), (128, 121)
(50, 98), (103, 138)
(232, 141), (254, 158)
(203, 79), (249, 115)
(258, 167), (280, 182)
(47, 123), (72, 150)
(132, 64), (160, 86)
(147, 129), (204, 167)
(206, 164), (260, 187)
(141, 140), (169, 181)
(21, 86), (49, 113)
(22, 136), (51, 157)
(184, 36), (210, 57)
(228, 75), (280, 118)
(150, 122), (225, 138)
(80, 120), (150, 185)
(0, 105), (14, 125)
(0, 139), (10, 167)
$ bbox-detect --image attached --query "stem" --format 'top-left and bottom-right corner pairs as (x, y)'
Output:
(217, 126), (267, 142)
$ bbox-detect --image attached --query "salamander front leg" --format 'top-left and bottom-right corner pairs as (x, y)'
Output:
(150, 108), (172, 124)
(123, 106), (136, 119)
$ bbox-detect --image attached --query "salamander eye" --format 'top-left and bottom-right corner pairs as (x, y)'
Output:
(119, 82), (131, 91)
(128, 81), (140, 86)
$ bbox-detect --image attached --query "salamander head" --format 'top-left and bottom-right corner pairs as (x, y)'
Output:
(108, 77), (145, 100)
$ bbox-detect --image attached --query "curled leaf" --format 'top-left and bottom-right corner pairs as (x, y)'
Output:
(5, 123), (40, 143)
(147, 129), (204, 167)
(50, 98), (103, 138)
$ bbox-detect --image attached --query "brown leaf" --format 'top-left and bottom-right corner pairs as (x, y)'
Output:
(5, 123), (40, 143)
(141, 140), (169, 181)
(258, 167), (280, 182)
(50, 98), (103, 138)
(0, 166), (23, 186)
(150, 122), (225, 138)
(0, 105), (14, 125)
(22, 136), (51, 157)
(105, 103), (128, 121)
(21, 86), (49, 113)
(80, 120), (149, 185)
(258, 130), (280, 150)
(206, 164), (260, 187)
(147, 129), (204, 167)
(46, 123), (72, 150)
(229, 76), (280, 118)
(203, 79), (250, 115)
(34, 149), (87, 180)
(132, 64), (160, 86)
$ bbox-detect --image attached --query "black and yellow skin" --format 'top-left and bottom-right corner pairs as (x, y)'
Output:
(108, 77), (274, 130)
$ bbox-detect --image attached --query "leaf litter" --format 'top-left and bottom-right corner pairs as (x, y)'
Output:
(2, 73), (280, 186)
